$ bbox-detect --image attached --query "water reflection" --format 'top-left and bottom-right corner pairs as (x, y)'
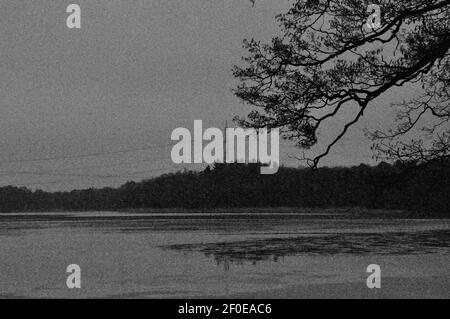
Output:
(164, 230), (450, 266)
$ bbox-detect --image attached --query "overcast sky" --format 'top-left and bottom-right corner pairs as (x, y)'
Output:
(0, 0), (414, 191)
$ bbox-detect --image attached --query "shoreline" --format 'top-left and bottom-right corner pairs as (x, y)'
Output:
(1, 207), (447, 219)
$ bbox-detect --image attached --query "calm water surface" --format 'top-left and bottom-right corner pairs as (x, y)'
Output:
(0, 212), (449, 298)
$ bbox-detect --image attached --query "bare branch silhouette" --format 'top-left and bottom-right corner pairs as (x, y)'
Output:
(234, 0), (450, 168)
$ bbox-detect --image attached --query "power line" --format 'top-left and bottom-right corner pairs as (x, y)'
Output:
(1, 163), (202, 187)
(0, 142), (174, 165)
(52, 154), (171, 171)
(0, 155), (177, 178)
(13, 169), (173, 188)
(0, 165), (189, 179)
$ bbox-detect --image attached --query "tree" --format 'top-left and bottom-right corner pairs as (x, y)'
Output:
(233, 0), (450, 168)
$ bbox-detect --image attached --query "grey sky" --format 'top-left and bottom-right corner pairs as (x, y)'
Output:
(0, 0), (410, 191)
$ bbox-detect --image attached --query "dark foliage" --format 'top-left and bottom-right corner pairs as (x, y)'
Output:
(0, 161), (448, 214)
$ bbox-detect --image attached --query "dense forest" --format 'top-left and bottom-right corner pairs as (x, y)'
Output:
(0, 161), (449, 214)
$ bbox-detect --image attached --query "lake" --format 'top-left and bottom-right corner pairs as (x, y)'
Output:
(0, 211), (449, 298)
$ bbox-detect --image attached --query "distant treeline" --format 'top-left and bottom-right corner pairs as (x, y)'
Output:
(0, 161), (449, 214)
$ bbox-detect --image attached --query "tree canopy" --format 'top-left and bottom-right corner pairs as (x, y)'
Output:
(1, 162), (449, 214)
(234, 0), (450, 168)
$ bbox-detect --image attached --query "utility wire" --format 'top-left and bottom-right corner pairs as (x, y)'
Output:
(2, 163), (201, 187)
(0, 142), (173, 165)
(0, 164), (194, 179)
